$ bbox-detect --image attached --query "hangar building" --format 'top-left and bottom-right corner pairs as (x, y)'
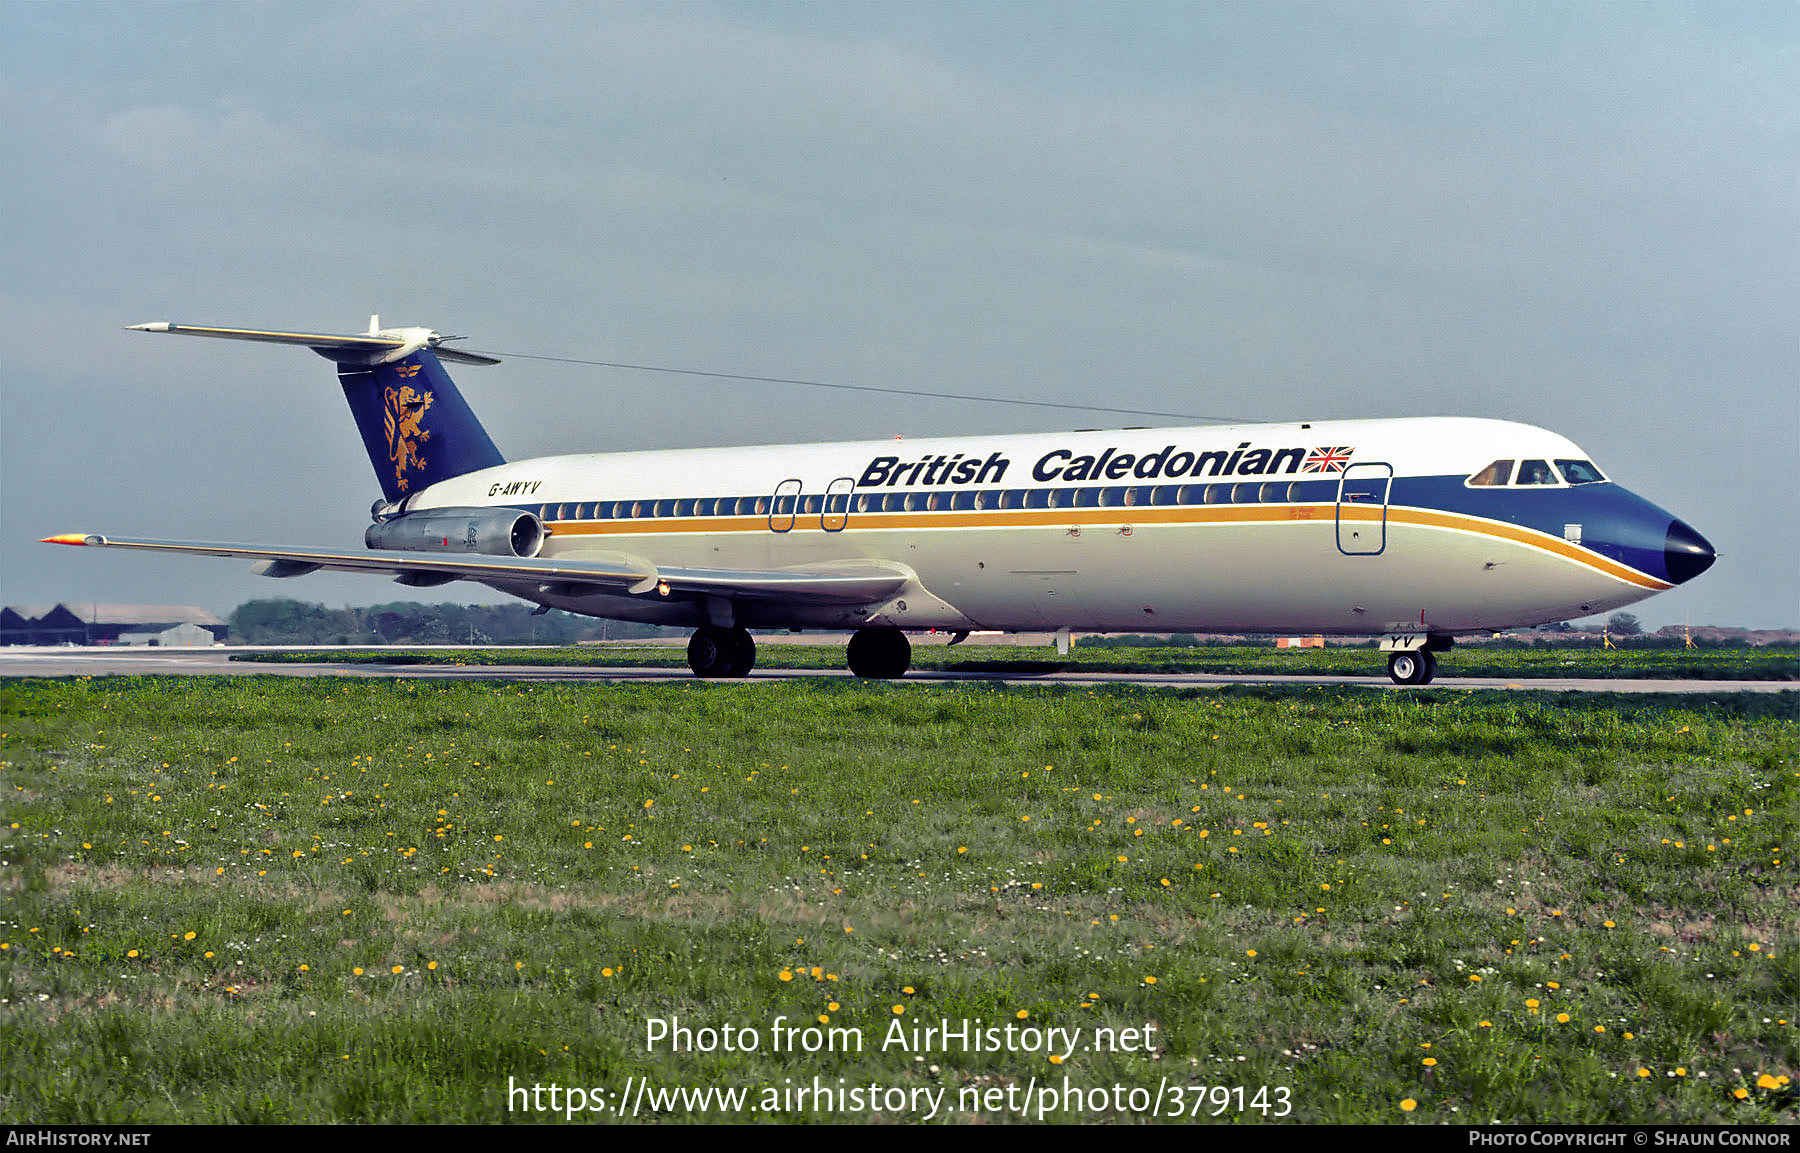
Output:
(0, 604), (228, 646)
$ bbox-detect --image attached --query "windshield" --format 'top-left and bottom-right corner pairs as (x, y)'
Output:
(1555, 458), (1607, 484)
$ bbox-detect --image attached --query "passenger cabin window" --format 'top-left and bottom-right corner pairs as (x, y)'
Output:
(1469, 460), (1513, 486)
(1516, 459), (1557, 485)
(1555, 459), (1606, 484)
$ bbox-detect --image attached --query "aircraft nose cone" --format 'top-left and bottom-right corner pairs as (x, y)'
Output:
(1664, 519), (1716, 584)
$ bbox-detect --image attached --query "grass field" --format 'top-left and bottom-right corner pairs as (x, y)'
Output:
(231, 641), (1800, 680)
(1, 676), (1794, 1124)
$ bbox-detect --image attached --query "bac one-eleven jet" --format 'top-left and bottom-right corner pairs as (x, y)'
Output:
(45, 319), (1716, 684)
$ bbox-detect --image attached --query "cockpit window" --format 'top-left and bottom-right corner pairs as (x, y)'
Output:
(1554, 458), (1606, 484)
(1468, 459), (1513, 486)
(1515, 459), (1557, 485)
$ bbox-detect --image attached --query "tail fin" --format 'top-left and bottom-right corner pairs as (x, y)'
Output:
(339, 351), (504, 501)
(129, 318), (505, 502)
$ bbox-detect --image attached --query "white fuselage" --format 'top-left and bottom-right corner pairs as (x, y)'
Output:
(402, 416), (1689, 637)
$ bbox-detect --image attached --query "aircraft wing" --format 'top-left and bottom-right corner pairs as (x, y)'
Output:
(40, 534), (911, 604)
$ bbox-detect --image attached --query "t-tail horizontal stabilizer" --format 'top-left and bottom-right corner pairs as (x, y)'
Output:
(126, 317), (501, 366)
(130, 316), (506, 502)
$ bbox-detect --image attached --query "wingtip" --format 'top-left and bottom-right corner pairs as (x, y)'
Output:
(126, 322), (171, 332)
(42, 532), (99, 546)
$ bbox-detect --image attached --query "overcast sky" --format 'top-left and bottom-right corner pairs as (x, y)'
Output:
(2, 2), (1794, 629)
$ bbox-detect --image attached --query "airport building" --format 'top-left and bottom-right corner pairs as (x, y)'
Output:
(0, 604), (227, 646)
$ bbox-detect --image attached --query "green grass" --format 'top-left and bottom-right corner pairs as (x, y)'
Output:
(1, 677), (1794, 1123)
(230, 641), (1800, 680)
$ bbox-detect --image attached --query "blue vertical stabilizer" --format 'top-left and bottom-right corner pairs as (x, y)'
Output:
(339, 350), (505, 502)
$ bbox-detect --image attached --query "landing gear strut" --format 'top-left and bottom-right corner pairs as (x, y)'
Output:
(687, 625), (756, 678)
(1386, 649), (1438, 686)
(846, 627), (910, 678)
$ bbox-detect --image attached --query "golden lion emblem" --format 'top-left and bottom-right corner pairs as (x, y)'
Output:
(384, 385), (433, 491)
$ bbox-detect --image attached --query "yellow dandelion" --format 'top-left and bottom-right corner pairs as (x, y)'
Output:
(1422, 1057), (1437, 1067)
(892, 1004), (906, 1015)
(1400, 1098), (1417, 1112)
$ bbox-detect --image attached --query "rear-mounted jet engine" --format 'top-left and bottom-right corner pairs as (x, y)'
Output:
(364, 507), (545, 558)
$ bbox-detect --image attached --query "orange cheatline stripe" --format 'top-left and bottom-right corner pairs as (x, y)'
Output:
(540, 501), (1671, 591)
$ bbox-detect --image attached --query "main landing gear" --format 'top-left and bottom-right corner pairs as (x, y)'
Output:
(1386, 649), (1438, 686)
(686, 626), (914, 679)
(846, 627), (911, 679)
(687, 625), (756, 678)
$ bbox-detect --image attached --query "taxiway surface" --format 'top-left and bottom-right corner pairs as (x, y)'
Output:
(1, 646), (1789, 694)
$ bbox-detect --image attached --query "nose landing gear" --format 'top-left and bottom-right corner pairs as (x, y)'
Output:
(1382, 633), (1452, 685)
(1386, 649), (1438, 686)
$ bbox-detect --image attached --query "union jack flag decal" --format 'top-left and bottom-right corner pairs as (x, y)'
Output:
(1303, 446), (1355, 473)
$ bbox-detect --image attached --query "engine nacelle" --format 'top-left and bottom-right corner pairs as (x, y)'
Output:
(365, 507), (545, 558)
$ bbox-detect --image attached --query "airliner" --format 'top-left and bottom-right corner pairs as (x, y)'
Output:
(44, 319), (1716, 684)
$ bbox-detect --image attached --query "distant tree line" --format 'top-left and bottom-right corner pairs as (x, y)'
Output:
(227, 599), (673, 645)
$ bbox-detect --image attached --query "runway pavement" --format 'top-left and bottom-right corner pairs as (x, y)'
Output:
(1, 645), (1791, 693)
